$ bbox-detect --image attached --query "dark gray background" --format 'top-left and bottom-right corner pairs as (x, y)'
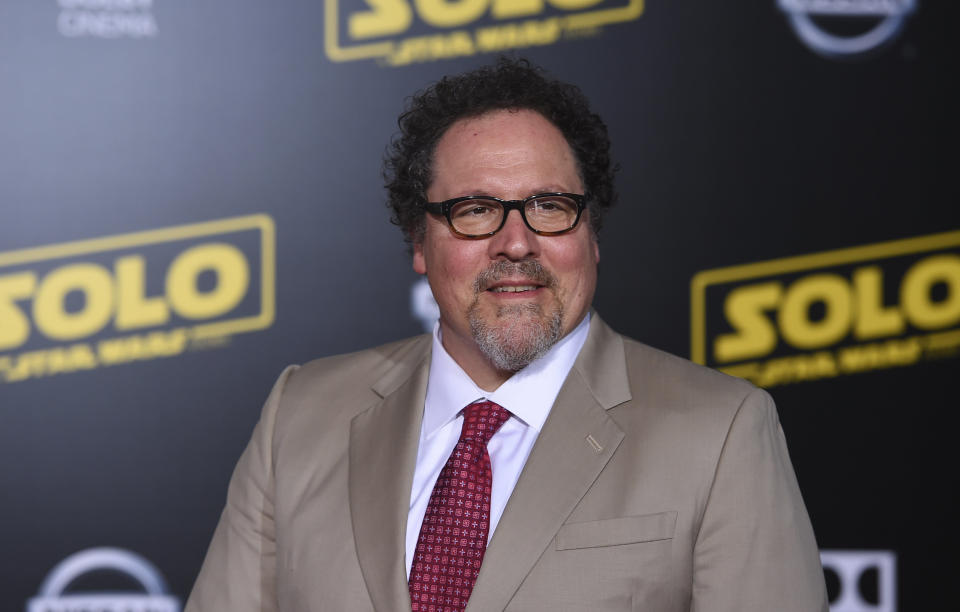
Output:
(1, 0), (955, 608)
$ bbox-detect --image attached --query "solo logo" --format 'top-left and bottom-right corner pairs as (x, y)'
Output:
(691, 230), (960, 387)
(325, 0), (644, 66)
(29, 547), (180, 612)
(0, 214), (275, 384)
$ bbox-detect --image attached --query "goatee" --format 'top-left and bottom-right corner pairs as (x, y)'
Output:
(468, 260), (564, 373)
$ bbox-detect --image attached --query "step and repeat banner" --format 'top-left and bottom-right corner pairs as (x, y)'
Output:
(1, 1), (954, 610)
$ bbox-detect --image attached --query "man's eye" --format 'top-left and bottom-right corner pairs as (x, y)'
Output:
(531, 197), (576, 214)
(453, 203), (497, 218)
(533, 200), (569, 213)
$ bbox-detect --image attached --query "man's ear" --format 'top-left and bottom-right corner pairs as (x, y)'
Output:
(413, 240), (427, 275)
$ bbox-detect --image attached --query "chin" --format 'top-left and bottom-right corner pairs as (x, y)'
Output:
(469, 304), (563, 372)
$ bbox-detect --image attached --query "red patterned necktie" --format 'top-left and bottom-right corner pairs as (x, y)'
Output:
(409, 400), (511, 612)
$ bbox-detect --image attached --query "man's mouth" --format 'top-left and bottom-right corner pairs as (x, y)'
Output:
(475, 260), (554, 295)
(489, 284), (539, 293)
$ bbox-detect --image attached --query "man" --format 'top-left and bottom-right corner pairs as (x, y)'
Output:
(186, 58), (827, 611)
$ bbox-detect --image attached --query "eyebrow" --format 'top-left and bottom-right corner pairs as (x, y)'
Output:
(448, 187), (577, 198)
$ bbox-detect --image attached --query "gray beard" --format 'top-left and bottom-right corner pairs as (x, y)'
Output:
(469, 303), (563, 373)
(467, 260), (564, 373)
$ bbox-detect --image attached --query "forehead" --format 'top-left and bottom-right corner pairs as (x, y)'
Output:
(429, 109), (581, 197)
(443, 108), (563, 141)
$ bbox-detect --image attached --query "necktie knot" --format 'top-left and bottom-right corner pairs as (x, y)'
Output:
(461, 400), (510, 448)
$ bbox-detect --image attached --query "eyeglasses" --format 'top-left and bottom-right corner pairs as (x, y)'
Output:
(423, 192), (586, 238)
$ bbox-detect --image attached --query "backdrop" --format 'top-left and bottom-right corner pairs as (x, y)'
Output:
(1, 1), (955, 610)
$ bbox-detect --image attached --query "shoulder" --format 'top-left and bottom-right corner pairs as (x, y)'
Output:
(291, 334), (430, 389)
(598, 322), (774, 438)
(598, 324), (783, 488)
(270, 333), (431, 421)
(587, 313), (759, 409)
(620, 335), (760, 407)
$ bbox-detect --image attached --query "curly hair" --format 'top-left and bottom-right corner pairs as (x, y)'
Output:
(384, 57), (617, 245)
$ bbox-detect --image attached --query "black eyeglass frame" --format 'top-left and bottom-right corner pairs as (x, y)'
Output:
(423, 192), (587, 238)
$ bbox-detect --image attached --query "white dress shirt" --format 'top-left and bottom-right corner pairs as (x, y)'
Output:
(404, 313), (591, 578)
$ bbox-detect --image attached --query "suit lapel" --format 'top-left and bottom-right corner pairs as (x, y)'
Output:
(466, 315), (631, 612)
(349, 341), (431, 612)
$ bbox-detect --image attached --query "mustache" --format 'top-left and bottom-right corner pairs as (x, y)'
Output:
(474, 260), (556, 292)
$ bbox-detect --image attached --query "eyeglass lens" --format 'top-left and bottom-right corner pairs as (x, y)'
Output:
(449, 195), (579, 235)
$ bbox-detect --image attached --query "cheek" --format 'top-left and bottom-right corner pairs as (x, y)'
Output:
(426, 246), (478, 302)
(554, 242), (598, 299)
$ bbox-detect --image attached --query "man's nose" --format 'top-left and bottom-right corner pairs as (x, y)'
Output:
(488, 209), (539, 261)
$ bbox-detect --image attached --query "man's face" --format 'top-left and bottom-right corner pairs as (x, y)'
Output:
(413, 109), (599, 381)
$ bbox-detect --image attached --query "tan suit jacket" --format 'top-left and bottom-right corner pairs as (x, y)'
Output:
(186, 315), (828, 611)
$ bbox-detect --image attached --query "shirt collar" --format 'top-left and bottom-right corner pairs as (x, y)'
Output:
(422, 313), (591, 441)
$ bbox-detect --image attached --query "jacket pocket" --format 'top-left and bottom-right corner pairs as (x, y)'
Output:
(555, 510), (677, 551)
